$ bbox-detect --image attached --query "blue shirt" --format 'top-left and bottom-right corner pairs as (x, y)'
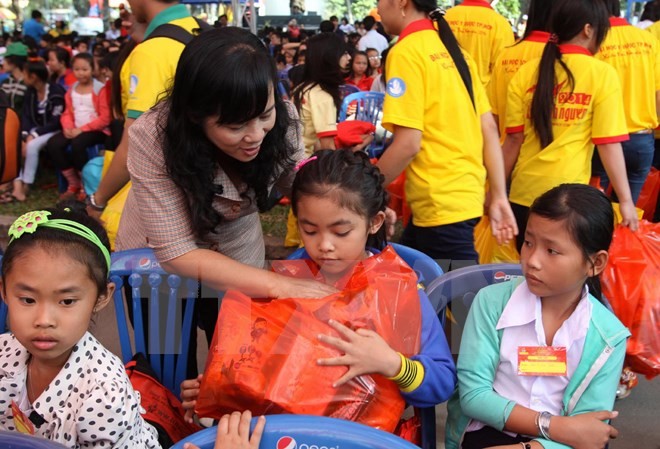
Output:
(23, 18), (45, 42)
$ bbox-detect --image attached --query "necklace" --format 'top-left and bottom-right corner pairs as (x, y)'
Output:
(27, 358), (37, 403)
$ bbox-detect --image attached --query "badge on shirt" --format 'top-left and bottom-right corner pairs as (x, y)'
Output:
(518, 346), (567, 376)
(386, 78), (406, 98)
(10, 400), (35, 435)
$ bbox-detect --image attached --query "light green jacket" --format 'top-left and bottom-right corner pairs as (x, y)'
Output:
(445, 280), (630, 449)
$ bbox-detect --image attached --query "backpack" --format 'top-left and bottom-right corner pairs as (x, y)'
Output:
(144, 17), (212, 45)
(0, 90), (21, 184)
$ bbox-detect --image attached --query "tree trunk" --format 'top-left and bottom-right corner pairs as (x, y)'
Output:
(345, 0), (353, 22)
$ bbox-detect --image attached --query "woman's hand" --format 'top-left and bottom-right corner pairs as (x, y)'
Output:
(618, 200), (639, 232)
(488, 196), (518, 245)
(181, 374), (203, 424)
(271, 276), (338, 299)
(552, 411), (619, 449)
(317, 319), (401, 386)
(184, 411), (265, 449)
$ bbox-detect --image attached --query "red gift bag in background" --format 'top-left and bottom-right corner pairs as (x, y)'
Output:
(601, 222), (660, 379)
(195, 246), (422, 431)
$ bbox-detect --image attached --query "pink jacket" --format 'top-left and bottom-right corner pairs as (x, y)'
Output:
(60, 79), (111, 135)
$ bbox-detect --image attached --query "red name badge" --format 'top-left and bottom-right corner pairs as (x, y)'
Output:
(518, 346), (567, 376)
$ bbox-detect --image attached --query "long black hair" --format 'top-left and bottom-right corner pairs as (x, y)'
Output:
(412, 0), (475, 108)
(291, 149), (389, 250)
(529, 183), (614, 301)
(292, 32), (346, 113)
(160, 27), (296, 242)
(530, 0), (610, 148)
(521, 0), (556, 41)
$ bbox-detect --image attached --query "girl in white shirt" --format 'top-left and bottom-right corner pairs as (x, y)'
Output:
(0, 205), (160, 448)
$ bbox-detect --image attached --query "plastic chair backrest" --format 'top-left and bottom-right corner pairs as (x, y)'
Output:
(286, 243), (441, 449)
(339, 91), (385, 123)
(172, 414), (419, 449)
(339, 83), (360, 101)
(0, 430), (69, 448)
(425, 263), (523, 355)
(110, 248), (198, 397)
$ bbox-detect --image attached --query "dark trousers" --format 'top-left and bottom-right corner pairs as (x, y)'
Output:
(510, 202), (530, 253)
(46, 130), (107, 171)
(592, 132), (655, 203)
(462, 426), (532, 449)
(399, 218), (479, 270)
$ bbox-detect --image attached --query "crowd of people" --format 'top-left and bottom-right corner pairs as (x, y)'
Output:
(0, 0), (657, 447)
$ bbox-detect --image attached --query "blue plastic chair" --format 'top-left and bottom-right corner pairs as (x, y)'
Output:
(338, 91), (387, 158)
(110, 248), (198, 397)
(339, 83), (361, 101)
(172, 414), (419, 449)
(287, 242), (442, 449)
(0, 431), (69, 448)
(425, 263), (523, 356)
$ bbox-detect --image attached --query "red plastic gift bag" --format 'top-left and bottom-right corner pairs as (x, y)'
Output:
(601, 222), (660, 379)
(195, 246), (422, 431)
(636, 167), (659, 221)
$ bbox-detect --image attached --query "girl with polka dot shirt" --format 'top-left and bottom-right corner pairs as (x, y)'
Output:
(0, 206), (160, 448)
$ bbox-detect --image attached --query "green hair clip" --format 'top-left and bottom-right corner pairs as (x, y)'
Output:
(8, 210), (111, 273)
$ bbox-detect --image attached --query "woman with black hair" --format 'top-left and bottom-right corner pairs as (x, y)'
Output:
(376, 0), (517, 264)
(502, 0), (638, 251)
(116, 27), (335, 301)
(488, 0), (557, 139)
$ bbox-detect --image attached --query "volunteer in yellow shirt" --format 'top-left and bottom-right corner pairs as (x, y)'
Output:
(502, 0), (638, 251)
(593, 2), (660, 203)
(488, 0), (555, 139)
(445, 0), (514, 86)
(376, 0), (517, 264)
(87, 0), (198, 218)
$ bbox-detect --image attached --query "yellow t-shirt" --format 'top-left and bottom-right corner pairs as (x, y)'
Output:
(382, 19), (489, 227)
(506, 45), (629, 207)
(297, 84), (338, 157)
(127, 4), (199, 119)
(647, 20), (660, 41)
(120, 51), (133, 117)
(596, 17), (660, 132)
(488, 31), (549, 139)
(445, 0), (515, 86)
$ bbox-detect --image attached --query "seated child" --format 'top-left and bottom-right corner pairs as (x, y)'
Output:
(446, 184), (630, 449)
(182, 149), (456, 424)
(0, 205), (160, 448)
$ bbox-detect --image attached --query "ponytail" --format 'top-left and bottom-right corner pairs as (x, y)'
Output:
(530, 38), (574, 148)
(428, 9), (475, 109)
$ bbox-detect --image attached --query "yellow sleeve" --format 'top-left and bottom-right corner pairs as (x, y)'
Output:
(487, 57), (502, 116)
(381, 47), (425, 133)
(491, 19), (515, 75)
(310, 89), (338, 138)
(126, 41), (183, 119)
(592, 65), (629, 143)
(654, 38), (660, 92)
(469, 55), (492, 115)
(505, 66), (526, 133)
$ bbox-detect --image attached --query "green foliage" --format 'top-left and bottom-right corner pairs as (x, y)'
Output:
(325, 0), (375, 21)
(492, 0), (521, 23)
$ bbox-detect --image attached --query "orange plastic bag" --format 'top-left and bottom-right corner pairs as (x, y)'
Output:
(195, 246), (422, 431)
(473, 216), (520, 264)
(601, 222), (660, 379)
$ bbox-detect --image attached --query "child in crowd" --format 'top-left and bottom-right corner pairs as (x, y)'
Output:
(502, 0), (638, 249)
(0, 205), (160, 448)
(446, 184), (629, 449)
(1, 42), (29, 116)
(181, 149), (456, 425)
(3, 59), (66, 204)
(46, 47), (76, 90)
(345, 50), (374, 91)
(45, 53), (111, 200)
(366, 47), (382, 74)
